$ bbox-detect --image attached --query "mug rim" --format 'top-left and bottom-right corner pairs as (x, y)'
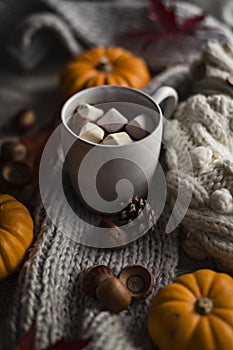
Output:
(61, 85), (163, 148)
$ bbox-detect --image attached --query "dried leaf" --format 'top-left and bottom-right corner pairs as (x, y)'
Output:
(149, 0), (177, 31)
(15, 325), (36, 350)
(126, 0), (207, 51)
(15, 324), (91, 350)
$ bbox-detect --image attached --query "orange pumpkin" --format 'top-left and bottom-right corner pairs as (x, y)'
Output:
(148, 269), (233, 350)
(0, 194), (34, 281)
(60, 46), (151, 98)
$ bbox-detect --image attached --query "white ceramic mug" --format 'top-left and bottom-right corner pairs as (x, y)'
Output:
(61, 85), (178, 214)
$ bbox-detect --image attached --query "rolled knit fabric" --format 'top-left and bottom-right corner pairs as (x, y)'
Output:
(191, 40), (233, 95)
(4, 141), (178, 350)
(165, 93), (233, 272)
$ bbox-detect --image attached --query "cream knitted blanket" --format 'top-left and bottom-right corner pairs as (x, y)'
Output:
(166, 41), (233, 272)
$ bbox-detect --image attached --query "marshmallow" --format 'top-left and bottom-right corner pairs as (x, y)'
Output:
(97, 108), (128, 133)
(102, 132), (132, 145)
(125, 114), (154, 140)
(79, 122), (105, 143)
(76, 103), (104, 121)
(70, 113), (89, 132)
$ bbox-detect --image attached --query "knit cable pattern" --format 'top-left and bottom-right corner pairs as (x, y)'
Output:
(165, 93), (233, 271)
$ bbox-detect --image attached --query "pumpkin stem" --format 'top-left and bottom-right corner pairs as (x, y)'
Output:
(97, 56), (112, 73)
(195, 297), (213, 315)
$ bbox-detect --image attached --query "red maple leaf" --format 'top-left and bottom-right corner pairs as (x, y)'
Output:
(15, 324), (91, 350)
(15, 325), (35, 350)
(126, 0), (207, 49)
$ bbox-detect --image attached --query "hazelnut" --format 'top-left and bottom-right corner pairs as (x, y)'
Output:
(81, 265), (114, 298)
(2, 161), (32, 187)
(1, 141), (27, 161)
(15, 109), (36, 132)
(96, 276), (132, 313)
(119, 264), (154, 299)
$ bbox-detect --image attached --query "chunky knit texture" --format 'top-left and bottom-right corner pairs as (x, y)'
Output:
(165, 93), (233, 271)
(4, 144), (178, 350)
(0, 64), (189, 350)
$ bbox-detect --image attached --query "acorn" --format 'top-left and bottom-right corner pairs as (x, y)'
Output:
(119, 264), (154, 299)
(2, 160), (32, 187)
(81, 265), (114, 298)
(96, 276), (132, 313)
(81, 265), (132, 313)
(15, 108), (36, 132)
(1, 141), (27, 161)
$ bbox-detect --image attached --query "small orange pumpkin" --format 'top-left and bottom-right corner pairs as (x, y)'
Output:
(148, 269), (233, 350)
(0, 194), (34, 281)
(60, 46), (151, 99)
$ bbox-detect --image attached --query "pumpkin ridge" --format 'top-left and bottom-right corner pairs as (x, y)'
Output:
(153, 282), (196, 307)
(0, 195), (33, 281)
(174, 312), (200, 349)
(195, 269), (216, 296)
(209, 315), (233, 349)
(0, 202), (23, 212)
(0, 194), (15, 204)
(5, 214), (33, 233)
(210, 313), (233, 331)
(176, 274), (202, 298)
(0, 240), (14, 274)
(0, 198), (15, 206)
(0, 226), (31, 248)
(117, 72), (143, 89)
(61, 67), (93, 88)
(0, 253), (8, 279)
(0, 201), (29, 213)
(0, 210), (32, 230)
(153, 300), (193, 313)
(60, 46), (150, 97)
(68, 71), (97, 96)
(208, 318), (220, 350)
(83, 75), (100, 89)
(109, 75), (129, 86)
(188, 317), (215, 350)
(0, 228), (27, 254)
(207, 274), (233, 302)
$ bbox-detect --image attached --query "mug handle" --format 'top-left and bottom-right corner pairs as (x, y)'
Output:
(151, 86), (178, 119)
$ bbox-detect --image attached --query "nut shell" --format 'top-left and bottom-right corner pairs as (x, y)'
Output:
(2, 161), (32, 187)
(81, 265), (114, 298)
(119, 264), (154, 299)
(96, 276), (132, 313)
(15, 109), (36, 132)
(1, 141), (27, 161)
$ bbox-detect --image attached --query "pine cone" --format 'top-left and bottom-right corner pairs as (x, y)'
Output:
(119, 196), (157, 233)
